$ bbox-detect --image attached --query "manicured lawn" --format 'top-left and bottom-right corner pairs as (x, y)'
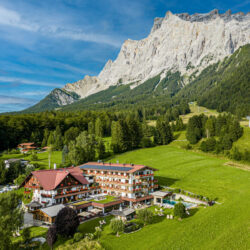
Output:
(92, 195), (117, 204)
(78, 215), (113, 235)
(12, 226), (48, 244)
(72, 200), (91, 206)
(98, 145), (250, 250)
(11, 145), (249, 250)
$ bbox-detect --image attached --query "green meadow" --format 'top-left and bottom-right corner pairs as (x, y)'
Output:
(9, 145), (250, 250)
(0, 150), (62, 170)
(102, 145), (250, 250)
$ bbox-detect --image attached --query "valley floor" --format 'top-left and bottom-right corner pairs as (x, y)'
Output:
(10, 144), (250, 250)
(101, 145), (250, 250)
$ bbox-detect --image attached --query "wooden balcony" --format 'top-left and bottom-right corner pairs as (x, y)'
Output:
(96, 179), (131, 186)
(100, 186), (133, 194)
(94, 173), (130, 179)
(134, 173), (154, 179)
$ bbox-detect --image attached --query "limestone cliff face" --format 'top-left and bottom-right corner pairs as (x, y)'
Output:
(64, 9), (250, 98)
(51, 89), (79, 106)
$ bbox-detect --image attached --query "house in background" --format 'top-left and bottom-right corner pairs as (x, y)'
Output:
(18, 142), (37, 153)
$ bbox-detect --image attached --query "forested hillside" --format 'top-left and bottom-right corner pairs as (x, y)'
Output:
(176, 45), (250, 117)
(20, 45), (250, 118)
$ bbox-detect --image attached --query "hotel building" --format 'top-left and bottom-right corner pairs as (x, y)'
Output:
(80, 162), (158, 206)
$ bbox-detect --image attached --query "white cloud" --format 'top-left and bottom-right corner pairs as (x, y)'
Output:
(22, 91), (49, 96)
(0, 95), (35, 104)
(0, 5), (122, 47)
(0, 76), (63, 87)
(0, 5), (38, 31)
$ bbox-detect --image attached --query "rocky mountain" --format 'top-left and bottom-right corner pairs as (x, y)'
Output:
(24, 9), (250, 113)
(24, 88), (80, 113)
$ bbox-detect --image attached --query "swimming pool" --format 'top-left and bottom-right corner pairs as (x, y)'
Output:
(163, 200), (196, 209)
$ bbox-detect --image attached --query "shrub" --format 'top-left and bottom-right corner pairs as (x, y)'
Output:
(140, 137), (154, 148)
(110, 219), (124, 236)
(73, 232), (83, 242)
(137, 208), (154, 224)
(173, 188), (180, 193)
(124, 223), (141, 233)
(174, 203), (186, 219)
(94, 226), (102, 239)
(22, 227), (31, 244)
(230, 147), (242, 161)
(31, 152), (38, 161)
(185, 143), (192, 150)
(10, 149), (19, 154)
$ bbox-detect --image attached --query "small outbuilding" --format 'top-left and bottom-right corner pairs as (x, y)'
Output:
(27, 201), (43, 212)
(111, 207), (135, 221)
(151, 191), (172, 206)
(33, 204), (65, 224)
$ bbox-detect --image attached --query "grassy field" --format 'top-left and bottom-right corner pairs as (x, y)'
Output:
(0, 151), (62, 170)
(234, 127), (250, 152)
(12, 226), (48, 244)
(98, 145), (250, 250)
(180, 102), (219, 124)
(8, 144), (250, 250)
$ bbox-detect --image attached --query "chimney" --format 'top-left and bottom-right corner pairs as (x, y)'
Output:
(54, 163), (56, 170)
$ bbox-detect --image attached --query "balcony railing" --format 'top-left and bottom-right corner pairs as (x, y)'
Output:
(101, 186), (133, 193)
(94, 173), (130, 179)
(96, 179), (131, 186)
(134, 173), (154, 178)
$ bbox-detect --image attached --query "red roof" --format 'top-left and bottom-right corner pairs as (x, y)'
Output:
(31, 167), (89, 190)
(18, 142), (35, 146)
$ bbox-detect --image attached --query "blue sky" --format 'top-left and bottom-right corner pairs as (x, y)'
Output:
(0, 0), (249, 112)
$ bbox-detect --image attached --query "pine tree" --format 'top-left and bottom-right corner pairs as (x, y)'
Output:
(62, 145), (69, 165)
(96, 138), (105, 159)
(64, 127), (80, 145)
(111, 121), (128, 153)
(88, 121), (95, 135)
(126, 116), (142, 149)
(205, 118), (215, 138)
(95, 118), (104, 137)
(54, 126), (63, 150)
(47, 131), (55, 146)
(186, 115), (203, 144)
(154, 119), (173, 145)
(41, 128), (49, 147)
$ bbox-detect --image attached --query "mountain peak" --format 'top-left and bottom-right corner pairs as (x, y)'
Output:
(25, 9), (250, 112)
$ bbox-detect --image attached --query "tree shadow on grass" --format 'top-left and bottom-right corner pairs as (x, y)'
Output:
(186, 208), (199, 218)
(155, 176), (179, 187)
(173, 132), (181, 140)
(151, 215), (166, 224)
